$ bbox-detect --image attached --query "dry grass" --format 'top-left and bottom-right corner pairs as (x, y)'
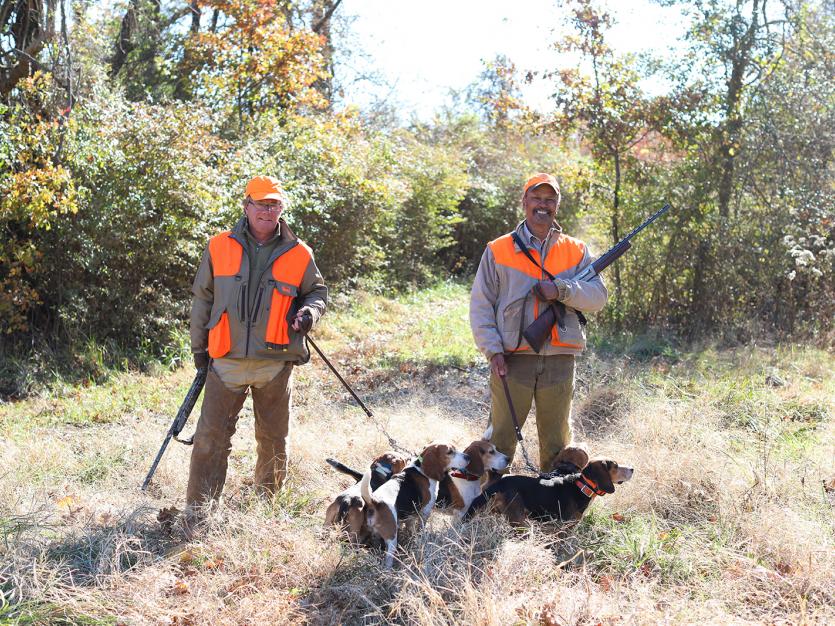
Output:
(1, 290), (833, 625)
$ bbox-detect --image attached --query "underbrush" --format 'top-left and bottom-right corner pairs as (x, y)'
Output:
(1, 287), (833, 624)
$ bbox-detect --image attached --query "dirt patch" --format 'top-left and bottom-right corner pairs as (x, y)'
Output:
(574, 386), (630, 437)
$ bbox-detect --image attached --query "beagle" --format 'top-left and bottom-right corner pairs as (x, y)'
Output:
(436, 439), (510, 518)
(360, 442), (469, 568)
(465, 458), (634, 526)
(324, 452), (408, 545)
(543, 444), (590, 477)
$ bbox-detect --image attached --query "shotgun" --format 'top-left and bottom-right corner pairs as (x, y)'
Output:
(141, 366), (207, 490)
(523, 203), (672, 352)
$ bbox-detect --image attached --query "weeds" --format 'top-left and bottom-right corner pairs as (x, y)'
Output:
(0, 287), (832, 624)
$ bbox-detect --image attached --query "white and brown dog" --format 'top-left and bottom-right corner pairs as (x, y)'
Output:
(324, 452), (408, 545)
(436, 439), (509, 518)
(360, 442), (469, 568)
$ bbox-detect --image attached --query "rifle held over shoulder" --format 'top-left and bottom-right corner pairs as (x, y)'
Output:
(141, 366), (208, 490)
(523, 203), (672, 353)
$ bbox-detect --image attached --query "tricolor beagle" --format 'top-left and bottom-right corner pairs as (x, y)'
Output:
(436, 439), (509, 518)
(465, 458), (634, 525)
(324, 452), (408, 545)
(361, 442), (469, 568)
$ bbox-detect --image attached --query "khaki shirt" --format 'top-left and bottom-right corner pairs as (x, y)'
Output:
(470, 221), (608, 360)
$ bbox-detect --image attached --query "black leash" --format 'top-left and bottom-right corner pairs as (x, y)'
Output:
(306, 336), (415, 457)
(499, 372), (540, 475)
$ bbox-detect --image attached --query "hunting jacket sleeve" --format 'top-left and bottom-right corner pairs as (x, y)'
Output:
(297, 254), (328, 328)
(470, 246), (505, 362)
(190, 247), (214, 354)
(560, 243), (608, 313)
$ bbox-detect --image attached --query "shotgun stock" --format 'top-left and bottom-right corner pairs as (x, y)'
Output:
(522, 203), (671, 352)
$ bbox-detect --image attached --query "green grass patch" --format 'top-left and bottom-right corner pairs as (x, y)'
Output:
(76, 450), (130, 485)
(0, 367), (199, 437)
(321, 280), (480, 368)
(0, 598), (116, 626)
(577, 508), (727, 585)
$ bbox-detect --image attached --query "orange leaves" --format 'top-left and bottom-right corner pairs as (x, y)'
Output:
(183, 0), (327, 121)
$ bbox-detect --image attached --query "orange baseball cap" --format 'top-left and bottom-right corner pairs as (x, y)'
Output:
(523, 173), (560, 196)
(245, 176), (287, 203)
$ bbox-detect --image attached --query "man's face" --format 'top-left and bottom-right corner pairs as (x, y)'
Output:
(523, 184), (559, 231)
(244, 197), (283, 238)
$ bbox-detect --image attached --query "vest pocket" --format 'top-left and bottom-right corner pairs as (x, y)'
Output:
(551, 308), (583, 348)
(501, 296), (528, 351)
(265, 281), (299, 348)
(208, 310), (231, 358)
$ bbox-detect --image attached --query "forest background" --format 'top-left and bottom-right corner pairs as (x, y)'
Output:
(0, 0), (833, 397)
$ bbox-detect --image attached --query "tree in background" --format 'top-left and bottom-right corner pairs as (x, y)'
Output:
(548, 0), (668, 321)
(1, 0), (832, 397)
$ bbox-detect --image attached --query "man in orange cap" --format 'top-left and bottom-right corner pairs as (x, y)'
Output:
(186, 175), (327, 515)
(469, 173), (608, 472)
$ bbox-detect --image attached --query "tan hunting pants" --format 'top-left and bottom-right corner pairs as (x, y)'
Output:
(185, 362), (294, 507)
(487, 353), (575, 472)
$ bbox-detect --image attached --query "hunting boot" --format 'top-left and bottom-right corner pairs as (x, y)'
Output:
(185, 368), (247, 508)
(251, 363), (294, 497)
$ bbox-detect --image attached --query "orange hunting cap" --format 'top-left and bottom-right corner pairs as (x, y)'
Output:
(245, 175), (287, 203)
(523, 173), (560, 196)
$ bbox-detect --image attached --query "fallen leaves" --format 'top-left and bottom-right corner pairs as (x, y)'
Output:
(56, 495), (76, 511)
(170, 580), (189, 596)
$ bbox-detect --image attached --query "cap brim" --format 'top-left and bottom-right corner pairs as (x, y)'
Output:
(529, 182), (558, 193)
(250, 191), (284, 202)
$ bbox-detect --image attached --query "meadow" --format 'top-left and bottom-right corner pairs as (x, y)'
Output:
(1, 283), (833, 625)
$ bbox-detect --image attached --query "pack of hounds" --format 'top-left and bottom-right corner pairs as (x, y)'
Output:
(324, 439), (634, 568)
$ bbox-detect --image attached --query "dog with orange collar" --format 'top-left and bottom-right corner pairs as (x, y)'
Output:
(464, 459), (633, 525)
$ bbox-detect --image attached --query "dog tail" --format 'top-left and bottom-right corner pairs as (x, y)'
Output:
(359, 470), (374, 506)
(326, 458), (363, 481)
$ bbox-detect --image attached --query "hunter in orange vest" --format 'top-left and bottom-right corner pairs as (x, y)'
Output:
(186, 176), (327, 517)
(469, 173), (608, 472)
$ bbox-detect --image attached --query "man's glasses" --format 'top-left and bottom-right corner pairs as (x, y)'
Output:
(248, 200), (283, 213)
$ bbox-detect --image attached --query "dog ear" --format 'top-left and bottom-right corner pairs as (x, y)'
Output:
(464, 442), (485, 476)
(419, 444), (447, 480)
(586, 460), (616, 494)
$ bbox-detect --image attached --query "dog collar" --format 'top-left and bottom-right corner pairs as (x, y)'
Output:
(373, 462), (392, 477)
(449, 469), (480, 481)
(575, 475), (607, 498)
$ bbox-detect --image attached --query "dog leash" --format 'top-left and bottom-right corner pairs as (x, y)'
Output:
(499, 373), (540, 475)
(306, 336), (416, 458)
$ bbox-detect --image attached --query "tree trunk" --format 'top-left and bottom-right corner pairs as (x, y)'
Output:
(109, 0), (138, 78)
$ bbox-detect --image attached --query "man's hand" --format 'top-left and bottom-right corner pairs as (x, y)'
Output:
(291, 310), (313, 334)
(532, 278), (568, 303)
(193, 351), (210, 370)
(490, 353), (508, 378)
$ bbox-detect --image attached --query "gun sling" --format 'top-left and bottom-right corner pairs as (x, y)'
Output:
(510, 232), (587, 344)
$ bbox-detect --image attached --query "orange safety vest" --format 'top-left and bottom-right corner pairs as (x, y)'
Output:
(206, 231), (312, 358)
(488, 232), (585, 350)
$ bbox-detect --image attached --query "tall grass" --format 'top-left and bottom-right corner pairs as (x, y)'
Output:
(1, 284), (833, 624)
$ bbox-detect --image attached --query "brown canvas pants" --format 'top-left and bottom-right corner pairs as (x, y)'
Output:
(185, 364), (294, 507)
(487, 353), (575, 472)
